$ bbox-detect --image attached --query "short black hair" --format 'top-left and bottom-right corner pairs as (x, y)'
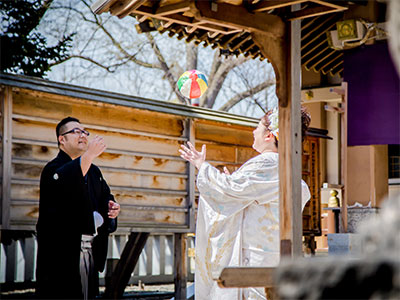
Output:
(56, 116), (80, 138)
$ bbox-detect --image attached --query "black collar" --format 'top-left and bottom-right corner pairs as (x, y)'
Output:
(57, 149), (73, 162)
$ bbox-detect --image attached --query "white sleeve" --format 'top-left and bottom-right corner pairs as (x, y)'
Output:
(196, 161), (279, 211)
(301, 180), (311, 211)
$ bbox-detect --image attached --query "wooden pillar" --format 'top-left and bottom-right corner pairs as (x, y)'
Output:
(185, 118), (196, 232)
(174, 233), (187, 300)
(340, 82), (348, 232)
(1, 86), (12, 229)
(279, 13), (302, 258)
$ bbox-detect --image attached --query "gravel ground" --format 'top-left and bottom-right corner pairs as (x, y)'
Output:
(1, 283), (192, 299)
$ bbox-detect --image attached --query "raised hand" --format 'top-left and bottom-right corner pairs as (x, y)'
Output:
(81, 135), (107, 176)
(86, 135), (107, 159)
(179, 142), (206, 170)
(223, 166), (231, 175)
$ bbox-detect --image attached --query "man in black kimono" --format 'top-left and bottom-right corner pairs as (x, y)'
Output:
(36, 117), (120, 299)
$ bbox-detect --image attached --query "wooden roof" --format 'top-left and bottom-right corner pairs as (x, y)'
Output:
(92, 0), (348, 77)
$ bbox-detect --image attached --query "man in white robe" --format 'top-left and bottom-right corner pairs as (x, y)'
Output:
(180, 108), (311, 300)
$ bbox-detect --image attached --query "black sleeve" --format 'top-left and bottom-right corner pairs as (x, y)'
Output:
(100, 171), (118, 233)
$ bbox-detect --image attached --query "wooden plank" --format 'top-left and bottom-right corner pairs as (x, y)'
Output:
(12, 120), (183, 156)
(279, 7), (302, 258)
(287, 6), (342, 21)
(104, 232), (149, 299)
(12, 145), (186, 174)
(12, 142), (58, 162)
(132, 6), (237, 34)
(174, 233), (187, 300)
(114, 208), (186, 225)
(193, 1), (285, 37)
(9, 200), (187, 227)
(195, 142), (236, 163)
(109, 190), (186, 207)
(311, 0), (348, 10)
(2, 87), (12, 229)
(99, 169), (186, 190)
(195, 120), (255, 146)
(251, 0), (307, 12)
(12, 90), (186, 138)
(236, 146), (258, 164)
(110, 0), (146, 18)
(156, 1), (191, 16)
(91, 0), (119, 14)
(217, 267), (275, 288)
(11, 183), (39, 201)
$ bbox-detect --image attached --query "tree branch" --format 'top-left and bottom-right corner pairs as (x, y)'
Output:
(219, 80), (275, 111)
(199, 50), (221, 106)
(49, 55), (130, 72)
(145, 32), (187, 104)
(186, 43), (198, 71)
(203, 55), (248, 108)
(83, 0), (162, 70)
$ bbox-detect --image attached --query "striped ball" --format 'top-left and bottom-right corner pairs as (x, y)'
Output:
(177, 70), (208, 99)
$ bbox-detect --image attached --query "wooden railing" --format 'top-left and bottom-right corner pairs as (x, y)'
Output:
(0, 233), (195, 289)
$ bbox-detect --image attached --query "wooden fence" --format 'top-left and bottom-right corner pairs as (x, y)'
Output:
(0, 233), (195, 288)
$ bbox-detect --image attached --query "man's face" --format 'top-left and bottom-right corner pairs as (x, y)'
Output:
(58, 121), (89, 158)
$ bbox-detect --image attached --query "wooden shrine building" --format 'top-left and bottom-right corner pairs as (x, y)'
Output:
(1, 0), (398, 299)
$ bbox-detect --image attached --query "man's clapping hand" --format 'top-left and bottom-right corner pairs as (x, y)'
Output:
(86, 135), (106, 159)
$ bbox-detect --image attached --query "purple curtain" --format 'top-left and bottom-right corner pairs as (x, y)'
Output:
(344, 42), (400, 146)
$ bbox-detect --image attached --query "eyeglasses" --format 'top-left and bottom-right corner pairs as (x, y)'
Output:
(60, 128), (90, 137)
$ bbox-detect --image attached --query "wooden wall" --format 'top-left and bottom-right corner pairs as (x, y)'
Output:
(1, 74), (322, 237)
(0, 74), (257, 233)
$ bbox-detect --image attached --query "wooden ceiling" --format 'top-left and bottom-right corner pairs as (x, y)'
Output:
(92, 0), (349, 77)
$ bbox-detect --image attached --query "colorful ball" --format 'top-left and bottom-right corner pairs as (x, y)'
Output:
(177, 70), (208, 99)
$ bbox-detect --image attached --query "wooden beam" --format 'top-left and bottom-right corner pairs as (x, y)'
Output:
(252, 31), (287, 106)
(110, 0), (147, 18)
(216, 267), (275, 288)
(311, 0), (348, 10)
(91, 0), (119, 14)
(174, 233), (187, 300)
(279, 5), (302, 258)
(252, 0), (308, 12)
(193, 1), (285, 38)
(287, 6), (343, 21)
(132, 6), (238, 35)
(1, 87), (12, 229)
(156, 1), (191, 16)
(229, 34), (252, 51)
(104, 232), (149, 299)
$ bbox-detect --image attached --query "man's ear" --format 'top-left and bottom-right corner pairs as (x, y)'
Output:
(58, 135), (64, 146)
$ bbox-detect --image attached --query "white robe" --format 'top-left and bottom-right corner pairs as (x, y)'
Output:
(195, 152), (311, 300)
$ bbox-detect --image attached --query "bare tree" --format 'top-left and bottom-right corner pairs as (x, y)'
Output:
(39, 0), (276, 116)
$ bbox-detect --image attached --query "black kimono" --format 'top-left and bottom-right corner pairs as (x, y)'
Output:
(36, 150), (116, 299)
